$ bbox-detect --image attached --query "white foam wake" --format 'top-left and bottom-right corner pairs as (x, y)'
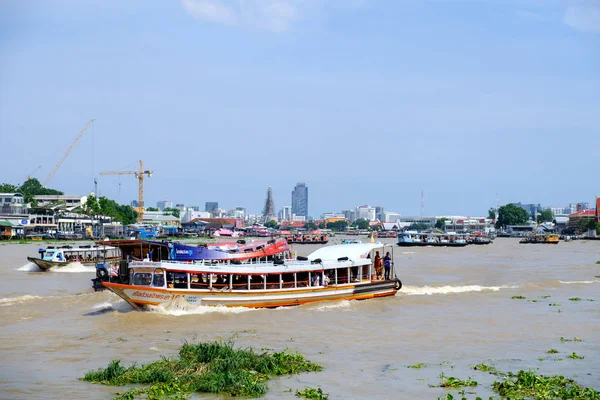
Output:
(311, 300), (352, 311)
(402, 285), (506, 296)
(559, 280), (598, 285)
(0, 294), (44, 306)
(17, 262), (42, 271)
(50, 262), (94, 273)
(147, 298), (254, 316)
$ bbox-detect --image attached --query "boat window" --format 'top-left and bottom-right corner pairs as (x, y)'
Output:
(296, 272), (309, 287)
(231, 274), (248, 290)
(281, 273), (295, 289)
(166, 272), (188, 289)
(152, 273), (165, 287)
(132, 272), (152, 286)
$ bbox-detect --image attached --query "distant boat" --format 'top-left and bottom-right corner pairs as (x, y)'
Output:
(285, 233), (328, 244)
(27, 245), (120, 271)
(397, 231), (468, 247)
(519, 233), (560, 244)
(211, 228), (240, 238)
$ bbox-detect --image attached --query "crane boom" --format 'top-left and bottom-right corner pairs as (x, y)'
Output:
(99, 160), (152, 223)
(43, 119), (95, 187)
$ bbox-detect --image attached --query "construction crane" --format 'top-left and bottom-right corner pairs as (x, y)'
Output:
(43, 119), (95, 187)
(27, 165), (42, 180)
(100, 160), (152, 223)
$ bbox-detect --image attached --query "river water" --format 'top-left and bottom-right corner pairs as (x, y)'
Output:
(1, 237), (599, 399)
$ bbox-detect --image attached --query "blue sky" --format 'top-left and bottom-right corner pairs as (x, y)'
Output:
(1, 0), (598, 217)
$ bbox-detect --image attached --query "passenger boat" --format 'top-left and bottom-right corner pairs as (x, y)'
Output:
(519, 233), (560, 244)
(91, 238), (291, 290)
(397, 231), (468, 247)
(95, 242), (402, 310)
(27, 244), (120, 271)
(285, 233), (328, 244)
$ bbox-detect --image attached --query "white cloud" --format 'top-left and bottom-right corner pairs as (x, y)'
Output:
(180, 0), (299, 32)
(564, 1), (600, 32)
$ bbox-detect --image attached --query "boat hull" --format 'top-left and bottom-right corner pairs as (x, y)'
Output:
(27, 257), (71, 270)
(397, 242), (467, 247)
(102, 280), (398, 310)
(287, 240), (329, 245)
(27, 256), (120, 270)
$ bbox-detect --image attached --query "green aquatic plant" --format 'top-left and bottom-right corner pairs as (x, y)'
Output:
(511, 295), (526, 300)
(567, 352), (585, 360)
(528, 299), (540, 303)
(547, 349), (559, 354)
(549, 303), (560, 307)
(595, 275), (600, 277)
(541, 295), (551, 299)
(81, 340), (323, 399)
(596, 261), (600, 265)
(491, 370), (599, 399)
(569, 297), (582, 301)
(407, 363), (425, 369)
(433, 373), (477, 389)
(560, 337), (582, 342)
(296, 387), (329, 399)
(472, 363), (501, 375)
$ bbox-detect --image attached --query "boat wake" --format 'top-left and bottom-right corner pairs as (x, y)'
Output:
(17, 262), (42, 272)
(401, 284), (512, 296)
(85, 300), (131, 315)
(0, 294), (44, 307)
(311, 300), (352, 311)
(50, 262), (93, 273)
(147, 299), (254, 316)
(559, 280), (598, 285)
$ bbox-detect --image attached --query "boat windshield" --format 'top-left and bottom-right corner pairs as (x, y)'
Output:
(132, 272), (153, 286)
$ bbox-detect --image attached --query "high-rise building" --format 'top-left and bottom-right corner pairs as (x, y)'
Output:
(291, 182), (308, 219)
(262, 186), (276, 223)
(375, 206), (384, 221)
(156, 200), (172, 211)
(343, 209), (356, 222)
(205, 202), (219, 215)
(279, 206), (292, 221)
(130, 200), (139, 208)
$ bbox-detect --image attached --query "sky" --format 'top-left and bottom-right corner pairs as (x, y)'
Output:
(0, 0), (599, 218)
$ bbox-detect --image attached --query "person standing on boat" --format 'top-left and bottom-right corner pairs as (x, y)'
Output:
(383, 252), (392, 280)
(374, 251), (383, 279)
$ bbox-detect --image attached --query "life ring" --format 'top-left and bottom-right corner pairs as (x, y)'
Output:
(96, 267), (109, 279)
(394, 279), (402, 290)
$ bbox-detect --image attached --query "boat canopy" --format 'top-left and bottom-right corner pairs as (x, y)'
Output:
(307, 242), (383, 263)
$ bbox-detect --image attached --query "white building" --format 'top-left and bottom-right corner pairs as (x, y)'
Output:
(356, 206), (376, 221)
(156, 200), (173, 210)
(0, 193), (26, 215)
(181, 209), (211, 223)
(34, 194), (87, 210)
(382, 212), (402, 223)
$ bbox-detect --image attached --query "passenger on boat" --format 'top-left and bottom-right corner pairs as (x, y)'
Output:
(323, 274), (330, 286)
(374, 251), (382, 279)
(383, 252), (392, 280)
(312, 273), (320, 286)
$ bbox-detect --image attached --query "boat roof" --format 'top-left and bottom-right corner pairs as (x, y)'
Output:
(307, 242), (383, 261)
(44, 245), (116, 251)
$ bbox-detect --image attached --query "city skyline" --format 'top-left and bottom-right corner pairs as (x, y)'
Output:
(1, 1), (598, 217)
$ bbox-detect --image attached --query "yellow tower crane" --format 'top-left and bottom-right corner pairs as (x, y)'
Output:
(99, 160), (152, 223)
(43, 119), (95, 187)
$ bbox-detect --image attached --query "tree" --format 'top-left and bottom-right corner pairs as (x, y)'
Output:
(163, 207), (180, 218)
(488, 208), (496, 220)
(97, 196), (138, 225)
(264, 220), (279, 229)
(0, 183), (19, 193)
(146, 207), (159, 211)
(328, 220), (348, 232)
(318, 222), (327, 229)
(351, 218), (370, 230)
(305, 221), (317, 231)
(409, 222), (430, 231)
(495, 204), (529, 229)
(83, 195), (101, 216)
(536, 209), (554, 224)
(435, 218), (447, 230)
(16, 178), (63, 206)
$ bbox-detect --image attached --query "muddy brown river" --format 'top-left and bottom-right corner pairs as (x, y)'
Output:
(1, 237), (599, 399)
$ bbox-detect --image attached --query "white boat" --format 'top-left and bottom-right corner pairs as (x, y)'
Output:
(27, 245), (120, 271)
(99, 242), (402, 310)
